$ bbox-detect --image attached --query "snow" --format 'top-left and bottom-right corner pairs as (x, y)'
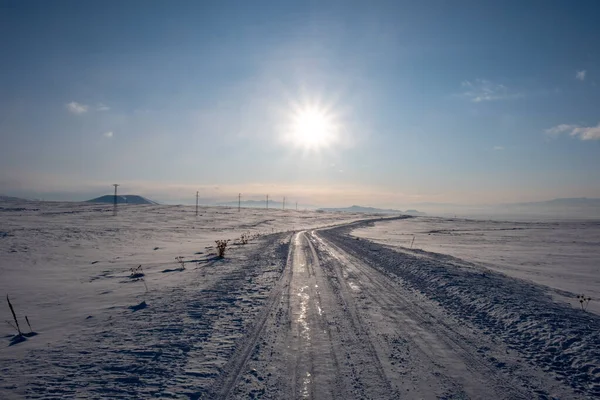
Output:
(1, 202), (598, 398)
(328, 221), (600, 398)
(0, 201), (363, 397)
(352, 216), (600, 314)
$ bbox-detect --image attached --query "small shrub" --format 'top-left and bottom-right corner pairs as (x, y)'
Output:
(129, 265), (148, 291)
(175, 256), (186, 270)
(216, 239), (229, 258)
(129, 265), (145, 279)
(577, 294), (592, 311)
(239, 233), (250, 245)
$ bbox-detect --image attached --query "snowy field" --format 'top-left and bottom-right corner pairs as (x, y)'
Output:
(352, 216), (600, 315)
(0, 201), (363, 398)
(1, 202), (599, 399)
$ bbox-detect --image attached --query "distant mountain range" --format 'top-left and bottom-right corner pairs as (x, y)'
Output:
(87, 195), (159, 205)
(513, 197), (600, 207)
(404, 197), (600, 219)
(2, 193), (599, 218)
(495, 197), (600, 218)
(317, 205), (426, 215)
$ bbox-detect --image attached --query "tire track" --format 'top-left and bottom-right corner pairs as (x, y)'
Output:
(312, 231), (529, 398)
(314, 229), (583, 399)
(210, 235), (295, 399)
(230, 231), (399, 399)
(304, 231), (395, 397)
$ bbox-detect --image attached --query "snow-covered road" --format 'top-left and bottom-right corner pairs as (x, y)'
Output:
(226, 231), (396, 399)
(223, 228), (594, 399)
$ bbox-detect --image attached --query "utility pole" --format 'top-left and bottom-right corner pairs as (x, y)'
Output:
(113, 184), (119, 215)
(266, 194), (269, 210)
(238, 193), (241, 212)
(196, 191), (199, 216)
(283, 197), (285, 210)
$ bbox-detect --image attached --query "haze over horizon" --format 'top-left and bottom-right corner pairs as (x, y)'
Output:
(2, 1), (599, 208)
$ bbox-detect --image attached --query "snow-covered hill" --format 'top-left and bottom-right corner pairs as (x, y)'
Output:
(87, 194), (159, 205)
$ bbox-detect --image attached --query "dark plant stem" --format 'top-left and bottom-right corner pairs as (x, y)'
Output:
(25, 316), (33, 333)
(7, 295), (22, 336)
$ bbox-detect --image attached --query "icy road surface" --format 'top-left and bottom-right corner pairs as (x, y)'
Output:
(226, 228), (597, 399)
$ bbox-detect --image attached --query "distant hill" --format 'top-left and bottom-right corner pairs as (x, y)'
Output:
(87, 195), (159, 205)
(0, 195), (29, 202)
(317, 205), (404, 214)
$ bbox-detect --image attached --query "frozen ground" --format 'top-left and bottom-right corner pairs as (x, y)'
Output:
(0, 201), (363, 398)
(352, 216), (600, 315)
(1, 202), (598, 398)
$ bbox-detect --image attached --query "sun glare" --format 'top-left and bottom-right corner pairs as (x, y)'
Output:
(287, 105), (339, 151)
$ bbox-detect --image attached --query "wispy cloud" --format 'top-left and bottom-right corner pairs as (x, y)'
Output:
(66, 101), (110, 114)
(493, 146), (505, 151)
(66, 101), (89, 114)
(103, 131), (114, 138)
(576, 70), (586, 81)
(546, 123), (600, 140)
(460, 79), (522, 102)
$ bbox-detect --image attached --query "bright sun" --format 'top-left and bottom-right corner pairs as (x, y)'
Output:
(287, 106), (338, 150)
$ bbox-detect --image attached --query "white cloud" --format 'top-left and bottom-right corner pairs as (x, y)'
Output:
(545, 124), (573, 135)
(576, 70), (586, 81)
(545, 123), (600, 140)
(493, 146), (504, 151)
(460, 79), (522, 102)
(66, 101), (89, 114)
(103, 131), (114, 138)
(97, 103), (110, 111)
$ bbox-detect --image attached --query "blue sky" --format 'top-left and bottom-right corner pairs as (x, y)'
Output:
(1, 0), (599, 207)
